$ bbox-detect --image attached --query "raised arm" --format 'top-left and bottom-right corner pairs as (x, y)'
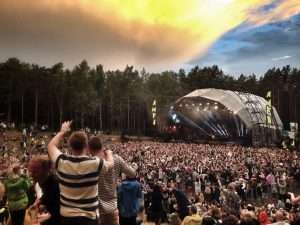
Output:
(118, 155), (136, 178)
(47, 121), (71, 162)
(290, 192), (300, 204)
(101, 150), (114, 172)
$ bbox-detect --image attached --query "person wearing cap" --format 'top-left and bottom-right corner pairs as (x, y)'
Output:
(88, 135), (136, 225)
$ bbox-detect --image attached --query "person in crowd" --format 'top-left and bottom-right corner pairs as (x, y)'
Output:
(28, 155), (60, 225)
(194, 178), (201, 196)
(277, 177), (287, 201)
(201, 216), (218, 225)
(3, 164), (30, 225)
(180, 205), (201, 225)
(290, 214), (300, 225)
(3, 126), (300, 225)
(118, 177), (142, 225)
(210, 207), (222, 224)
(222, 183), (241, 216)
(240, 209), (258, 224)
(0, 181), (9, 225)
(270, 210), (289, 225)
(258, 210), (270, 225)
(240, 218), (260, 225)
(267, 171), (277, 197)
(222, 215), (239, 225)
(169, 212), (181, 225)
(290, 193), (300, 207)
(47, 121), (114, 225)
(149, 184), (164, 225)
(172, 188), (190, 220)
(88, 135), (136, 225)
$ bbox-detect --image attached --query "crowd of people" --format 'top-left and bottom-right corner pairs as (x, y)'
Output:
(106, 141), (300, 224)
(1, 122), (300, 225)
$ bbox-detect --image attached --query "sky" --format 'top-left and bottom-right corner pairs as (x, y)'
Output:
(0, 0), (300, 76)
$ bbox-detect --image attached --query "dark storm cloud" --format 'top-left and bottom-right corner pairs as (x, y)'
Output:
(0, 1), (133, 68)
(188, 13), (300, 76)
(0, 1), (195, 70)
(1, 0), (300, 72)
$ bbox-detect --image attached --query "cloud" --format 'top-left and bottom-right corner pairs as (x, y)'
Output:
(0, 0), (299, 71)
(247, 0), (300, 26)
(272, 55), (292, 61)
(188, 13), (300, 76)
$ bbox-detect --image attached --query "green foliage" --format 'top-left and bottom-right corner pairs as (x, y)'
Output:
(0, 57), (299, 133)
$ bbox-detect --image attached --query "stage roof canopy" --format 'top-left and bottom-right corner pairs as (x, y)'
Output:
(175, 88), (283, 130)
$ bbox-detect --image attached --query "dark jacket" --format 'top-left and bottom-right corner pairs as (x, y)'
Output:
(118, 179), (142, 218)
(39, 174), (60, 225)
(151, 189), (163, 212)
(173, 189), (190, 220)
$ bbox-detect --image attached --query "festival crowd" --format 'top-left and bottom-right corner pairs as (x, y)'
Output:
(1, 121), (300, 225)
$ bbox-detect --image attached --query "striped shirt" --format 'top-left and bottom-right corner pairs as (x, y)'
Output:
(98, 154), (135, 215)
(55, 153), (103, 219)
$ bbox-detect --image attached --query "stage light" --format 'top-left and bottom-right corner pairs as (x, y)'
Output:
(192, 103), (195, 106)
(170, 106), (174, 110)
(214, 105), (218, 110)
(206, 102), (210, 105)
(199, 103), (202, 106)
(179, 104), (182, 107)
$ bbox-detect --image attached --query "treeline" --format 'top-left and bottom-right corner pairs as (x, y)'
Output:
(0, 58), (300, 134)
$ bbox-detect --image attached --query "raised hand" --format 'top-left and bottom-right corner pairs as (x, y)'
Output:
(60, 121), (72, 134)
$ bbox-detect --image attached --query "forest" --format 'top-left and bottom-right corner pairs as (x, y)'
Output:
(0, 58), (299, 134)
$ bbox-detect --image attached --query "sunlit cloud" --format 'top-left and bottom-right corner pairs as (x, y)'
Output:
(247, 0), (300, 26)
(0, 0), (299, 70)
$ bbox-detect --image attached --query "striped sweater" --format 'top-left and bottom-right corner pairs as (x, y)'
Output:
(98, 154), (136, 215)
(55, 154), (103, 219)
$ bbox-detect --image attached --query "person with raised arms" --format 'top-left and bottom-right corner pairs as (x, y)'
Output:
(47, 121), (114, 225)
